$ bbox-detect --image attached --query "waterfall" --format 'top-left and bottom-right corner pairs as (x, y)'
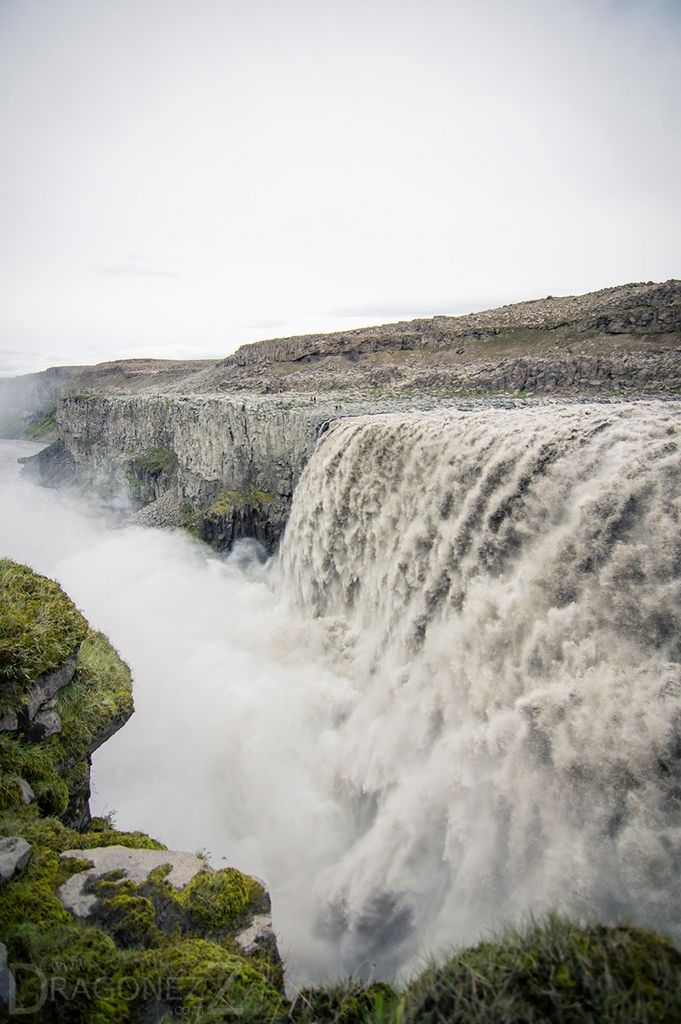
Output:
(278, 400), (681, 974)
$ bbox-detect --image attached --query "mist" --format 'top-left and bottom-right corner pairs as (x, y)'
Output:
(0, 440), (356, 984)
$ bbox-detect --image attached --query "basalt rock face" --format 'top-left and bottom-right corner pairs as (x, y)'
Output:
(21, 393), (336, 546)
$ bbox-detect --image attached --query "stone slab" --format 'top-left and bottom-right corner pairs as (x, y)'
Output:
(58, 846), (209, 918)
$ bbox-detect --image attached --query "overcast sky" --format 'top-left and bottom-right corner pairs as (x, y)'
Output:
(0, 0), (679, 375)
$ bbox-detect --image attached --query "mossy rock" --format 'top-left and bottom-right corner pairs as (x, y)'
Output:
(128, 446), (177, 476)
(0, 628), (133, 822)
(0, 813), (284, 1021)
(180, 867), (267, 932)
(206, 485), (275, 520)
(0, 559), (88, 716)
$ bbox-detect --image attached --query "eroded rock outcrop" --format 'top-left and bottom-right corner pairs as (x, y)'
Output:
(21, 394), (337, 549)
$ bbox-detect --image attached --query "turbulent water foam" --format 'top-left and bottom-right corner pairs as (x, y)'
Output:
(278, 401), (681, 973)
(1, 401), (681, 985)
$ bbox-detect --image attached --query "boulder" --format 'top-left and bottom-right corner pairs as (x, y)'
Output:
(26, 706), (62, 742)
(15, 777), (35, 805)
(0, 837), (33, 883)
(24, 652), (77, 720)
(236, 913), (277, 957)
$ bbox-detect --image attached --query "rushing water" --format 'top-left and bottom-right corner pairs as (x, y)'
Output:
(1, 400), (681, 985)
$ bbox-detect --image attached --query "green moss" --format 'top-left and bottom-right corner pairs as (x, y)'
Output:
(25, 408), (57, 438)
(0, 844), (76, 931)
(129, 446), (177, 475)
(0, 734), (57, 811)
(207, 485), (274, 519)
(133, 938), (285, 1021)
(8, 919), (127, 1023)
(179, 867), (266, 931)
(88, 861), (268, 945)
(0, 629), (133, 818)
(0, 559), (89, 715)
(62, 630), (134, 751)
(0, 806), (166, 853)
(98, 891), (161, 949)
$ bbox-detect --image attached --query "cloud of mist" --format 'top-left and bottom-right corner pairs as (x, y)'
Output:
(0, 440), (357, 985)
(0, 0), (679, 373)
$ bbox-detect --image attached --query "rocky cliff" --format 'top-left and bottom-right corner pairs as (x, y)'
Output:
(4, 279), (681, 549)
(23, 393), (338, 547)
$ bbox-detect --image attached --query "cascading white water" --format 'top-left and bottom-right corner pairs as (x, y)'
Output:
(278, 400), (681, 975)
(2, 401), (680, 986)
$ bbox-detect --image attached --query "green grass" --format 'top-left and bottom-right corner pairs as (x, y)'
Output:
(24, 408), (57, 439)
(129, 446), (177, 476)
(400, 916), (681, 1023)
(0, 559), (89, 717)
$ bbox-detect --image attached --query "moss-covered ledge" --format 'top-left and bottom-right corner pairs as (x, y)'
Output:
(201, 485), (278, 552)
(0, 561), (284, 1021)
(0, 559), (88, 723)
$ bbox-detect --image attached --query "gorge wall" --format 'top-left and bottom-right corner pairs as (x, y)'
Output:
(24, 393), (338, 545)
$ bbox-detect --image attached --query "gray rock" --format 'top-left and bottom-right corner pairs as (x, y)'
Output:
(0, 710), (18, 733)
(0, 836), (33, 883)
(58, 846), (209, 918)
(235, 913), (276, 956)
(25, 652), (78, 720)
(26, 707), (62, 742)
(16, 777), (35, 804)
(0, 941), (16, 1013)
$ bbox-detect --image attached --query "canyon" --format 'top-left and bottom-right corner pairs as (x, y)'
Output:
(1, 280), (681, 1019)
(2, 279), (680, 550)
